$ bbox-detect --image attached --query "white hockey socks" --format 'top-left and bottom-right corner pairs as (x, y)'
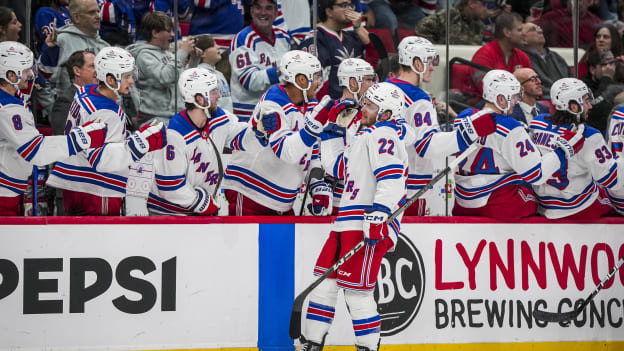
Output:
(344, 289), (381, 350)
(304, 277), (339, 344)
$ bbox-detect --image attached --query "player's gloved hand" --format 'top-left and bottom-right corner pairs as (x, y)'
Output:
(554, 124), (585, 160)
(68, 121), (108, 155)
(127, 122), (167, 161)
(456, 108), (496, 147)
(190, 187), (219, 216)
(362, 208), (389, 246)
(305, 95), (334, 138)
(320, 123), (347, 139)
(252, 108), (281, 145)
(328, 98), (357, 124)
(307, 179), (333, 216)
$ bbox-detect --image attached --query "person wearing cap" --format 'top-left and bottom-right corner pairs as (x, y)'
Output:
(229, 0), (291, 123)
(581, 49), (624, 133)
(415, 0), (488, 45)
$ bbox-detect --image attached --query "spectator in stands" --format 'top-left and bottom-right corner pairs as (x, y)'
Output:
(415, 0), (488, 45)
(534, 0), (602, 48)
(581, 49), (624, 133)
(366, 0), (427, 39)
(190, 0), (285, 50)
(298, 0), (371, 99)
(229, 0), (291, 122)
(34, 0), (72, 51)
(520, 22), (571, 98)
(50, 50), (97, 136)
(98, 0), (139, 45)
(189, 0), (245, 49)
(195, 34), (234, 112)
(0, 7), (22, 42)
(39, 0), (109, 115)
(127, 11), (193, 125)
(511, 67), (549, 126)
(470, 12), (531, 96)
(577, 23), (624, 78)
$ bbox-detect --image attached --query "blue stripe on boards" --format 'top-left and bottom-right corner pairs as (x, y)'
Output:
(258, 223), (295, 351)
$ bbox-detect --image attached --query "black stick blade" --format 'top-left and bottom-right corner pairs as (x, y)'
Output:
(289, 293), (307, 339)
(533, 308), (579, 324)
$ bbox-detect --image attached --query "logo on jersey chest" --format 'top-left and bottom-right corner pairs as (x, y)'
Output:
(258, 54), (275, 67)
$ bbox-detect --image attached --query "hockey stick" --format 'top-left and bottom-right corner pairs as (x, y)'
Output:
(205, 133), (224, 198)
(533, 255), (624, 325)
(289, 142), (479, 339)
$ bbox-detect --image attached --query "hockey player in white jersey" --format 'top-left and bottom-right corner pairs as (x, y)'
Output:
(529, 78), (617, 219)
(47, 47), (167, 216)
(387, 36), (498, 215)
(300, 82), (408, 351)
(223, 50), (332, 216)
(605, 101), (624, 215)
(147, 67), (278, 215)
(453, 70), (585, 219)
(0, 41), (107, 215)
(315, 57), (378, 215)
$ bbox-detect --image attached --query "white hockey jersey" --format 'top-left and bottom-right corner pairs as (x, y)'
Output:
(453, 109), (563, 209)
(47, 84), (132, 197)
(321, 120), (408, 247)
(605, 107), (624, 214)
(386, 77), (464, 198)
(147, 107), (256, 214)
(222, 84), (320, 212)
(229, 25), (291, 122)
(529, 116), (619, 219)
(0, 90), (76, 197)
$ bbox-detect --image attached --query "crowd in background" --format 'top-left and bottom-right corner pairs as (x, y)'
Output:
(2, 0), (624, 217)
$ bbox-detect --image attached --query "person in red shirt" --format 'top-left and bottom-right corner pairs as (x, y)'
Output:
(469, 12), (532, 98)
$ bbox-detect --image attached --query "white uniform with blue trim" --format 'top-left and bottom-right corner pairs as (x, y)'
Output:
(453, 110), (563, 208)
(222, 84), (320, 212)
(0, 90), (78, 197)
(320, 120), (408, 246)
(148, 108), (257, 214)
(606, 107), (624, 214)
(229, 25), (291, 122)
(386, 77), (465, 197)
(530, 116), (620, 219)
(47, 84), (132, 197)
